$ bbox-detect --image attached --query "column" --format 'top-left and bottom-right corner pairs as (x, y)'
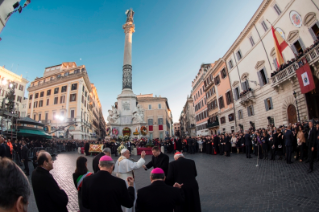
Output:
(122, 20), (135, 90)
(76, 80), (83, 134)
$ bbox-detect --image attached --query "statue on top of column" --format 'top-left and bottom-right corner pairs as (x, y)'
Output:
(125, 9), (134, 23)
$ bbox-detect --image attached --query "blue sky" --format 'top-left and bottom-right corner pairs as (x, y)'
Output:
(0, 0), (262, 122)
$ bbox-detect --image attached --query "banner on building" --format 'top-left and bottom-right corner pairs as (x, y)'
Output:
(296, 63), (315, 94)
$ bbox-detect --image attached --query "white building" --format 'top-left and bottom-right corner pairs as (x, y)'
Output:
(223, 0), (319, 130)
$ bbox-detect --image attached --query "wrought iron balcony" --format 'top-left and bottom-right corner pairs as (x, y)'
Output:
(271, 45), (319, 89)
(239, 90), (255, 106)
(41, 119), (51, 125)
(207, 121), (219, 128)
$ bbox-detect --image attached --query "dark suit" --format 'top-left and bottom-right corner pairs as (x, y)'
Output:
(145, 152), (169, 176)
(21, 145), (29, 175)
(126, 141), (132, 152)
(284, 129), (294, 163)
(92, 152), (104, 173)
(82, 170), (134, 212)
(307, 127), (317, 170)
(136, 181), (184, 212)
(166, 157), (201, 212)
(244, 134), (252, 158)
(0, 143), (7, 158)
(31, 167), (68, 212)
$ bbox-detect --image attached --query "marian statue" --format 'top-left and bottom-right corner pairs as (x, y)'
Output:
(107, 106), (120, 124)
(125, 8), (134, 23)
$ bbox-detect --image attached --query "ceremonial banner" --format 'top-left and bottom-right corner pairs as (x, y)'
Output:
(271, 26), (288, 67)
(296, 63), (315, 94)
(89, 144), (103, 153)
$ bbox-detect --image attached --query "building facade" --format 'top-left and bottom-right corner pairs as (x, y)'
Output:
(27, 62), (106, 140)
(223, 0), (319, 131)
(192, 64), (211, 136)
(136, 94), (173, 140)
(179, 95), (196, 137)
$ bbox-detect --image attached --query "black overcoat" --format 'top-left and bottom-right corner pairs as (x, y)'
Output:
(92, 152), (104, 173)
(145, 152), (169, 176)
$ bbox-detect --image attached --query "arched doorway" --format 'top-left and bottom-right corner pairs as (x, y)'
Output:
(287, 104), (297, 124)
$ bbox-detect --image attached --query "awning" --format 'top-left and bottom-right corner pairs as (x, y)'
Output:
(18, 129), (52, 139)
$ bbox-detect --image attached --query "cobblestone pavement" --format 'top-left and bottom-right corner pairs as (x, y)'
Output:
(26, 151), (319, 212)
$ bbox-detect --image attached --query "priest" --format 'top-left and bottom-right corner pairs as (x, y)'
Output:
(114, 148), (146, 212)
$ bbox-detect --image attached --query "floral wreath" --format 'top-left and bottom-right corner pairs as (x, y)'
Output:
(106, 127), (111, 136)
(112, 128), (119, 136)
(141, 126), (148, 135)
(123, 127), (131, 136)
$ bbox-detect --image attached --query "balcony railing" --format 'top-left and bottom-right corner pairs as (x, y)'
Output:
(239, 90), (255, 106)
(271, 45), (319, 88)
(41, 120), (51, 125)
(207, 121), (219, 128)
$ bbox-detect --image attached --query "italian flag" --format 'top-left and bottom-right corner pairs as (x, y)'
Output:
(271, 26), (288, 67)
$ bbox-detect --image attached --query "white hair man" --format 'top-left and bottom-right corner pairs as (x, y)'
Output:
(114, 149), (146, 212)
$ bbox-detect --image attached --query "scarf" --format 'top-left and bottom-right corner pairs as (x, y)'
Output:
(76, 172), (92, 191)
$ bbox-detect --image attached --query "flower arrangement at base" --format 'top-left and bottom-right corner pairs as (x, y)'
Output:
(106, 127), (111, 136)
(141, 126), (147, 135)
(118, 135), (123, 141)
(123, 135), (130, 141)
(133, 127), (139, 135)
(112, 128), (119, 136)
(123, 127), (131, 136)
(145, 139), (154, 148)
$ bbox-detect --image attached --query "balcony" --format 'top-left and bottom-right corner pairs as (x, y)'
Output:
(239, 90), (255, 106)
(41, 120), (51, 125)
(66, 118), (76, 123)
(271, 45), (319, 89)
(207, 121), (219, 128)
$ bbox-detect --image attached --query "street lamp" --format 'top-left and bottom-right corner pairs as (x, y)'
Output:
(293, 91), (300, 122)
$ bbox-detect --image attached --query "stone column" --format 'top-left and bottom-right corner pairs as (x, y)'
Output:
(122, 20), (135, 90)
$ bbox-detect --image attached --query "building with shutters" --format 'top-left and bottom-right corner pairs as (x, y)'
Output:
(192, 64), (212, 136)
(223, 0), (319, 130)
(136, 94), (173, 140)
(27, 62), (107, 140)
(179, 95), (196, 137)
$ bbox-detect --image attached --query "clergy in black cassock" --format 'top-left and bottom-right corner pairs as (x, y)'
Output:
(176, 138), (183, 152)
(143, 146), (169, 176)
(166, 152), (201, 212)
(206, 140), (211, 154)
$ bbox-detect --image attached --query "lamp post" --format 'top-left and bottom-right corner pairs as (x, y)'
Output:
(293, 91), (300, 122)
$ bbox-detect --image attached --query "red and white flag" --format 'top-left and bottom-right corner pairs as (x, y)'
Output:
(296, 63), (315, 94)
(271, 26), (288, 67)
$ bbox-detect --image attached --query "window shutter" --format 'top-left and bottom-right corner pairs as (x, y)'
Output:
(270, 97), (274, 110)
(263, 68), (269, 84)
(309, 27), (317, 41)
(291, 45), (298, 55)
(241, 82), (245, 90)
(252, 105), (255, 115)
(298, 38), (306, 51)
(229, 91), (233, 103)
(273, 58), (278, 70)
(247, 107), (251, 117)
(233, 89), (238, 101)
(257, 71), (264, 87)
(264, 99), (269, 111)
(236, 52), (240, 60)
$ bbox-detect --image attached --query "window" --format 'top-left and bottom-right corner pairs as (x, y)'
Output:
(82, 95), (84, 103)
(85, 91), (87, 97)
(218, 96), (225, 109)
(249, 36), (255, 46)
(158, 104), (161, 109)
(17, 96), (22, 102)
(38, 114), (41, 121)
(148, 119), (153, 125)
(221, 69), (227, 79)
(264, 97), (273, 111)
(39, 100), (43, 107)
(241, 80), (250, 91)
(19, 84), (24, 91)
(71, 83), (77, 90)
(82, 86), (85, 92)
(228, 60), (233, 69)
(233, 87), (240, 101)
(214, 75), (221, 85)
(74, 69), (80, 74)
(29, 94), (32, 100)
(53, 112), (56, 120)
(220, 117), (226, 124)
(61, 86), (67, 92)
(45, 113), (48, 121)
(29, 103), (31, 109)
(238, 110), (243, 119)
(34, 114), (36, 120)
(54, 88), (59, 94)
(158, 118), (163, 125)
(228, 113), (234, 122)
(70, 94), (76, 102)
(34, 101), (38, 108)
(47, 90), (51, 96)
(60, 96), (65, 104)
(64, 72), (69, 76)
(261, 21), (268, 32)
(35, 93), (39, 99)
(291, 39), (305, 54)
(236, 50), (242, 60)
(247, 105), (254, 116)
(309, 22), (319, 40)
(40, 91), (44, 97)
(46, 99), (49, 106)
(257, 68), (268, 86)
(71, 110), (75, 118)
(54, 97), (58, 104)
(149, 104), (152, 109)
(226, 91), (233, 105)
(273, 4), (281, 15)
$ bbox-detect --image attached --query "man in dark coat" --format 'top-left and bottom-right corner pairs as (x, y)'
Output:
(0, 136), (7, 158)
(176, 137), (182, 152)
(244, 131), (252, 158)
(31, 151), (68, 212)
(84, 141), (90, 156)
(166, 152), (201, 212)
(92, 148), (111, 173)
(21, 141), (29, 176)
(284, 125), (294, 164)
(143, 146), (169, 176)
(136, 168), (184, 212)
(186, 136), (194, 154)
(306, 121), (317, 173)
(82, 155), (135, 212)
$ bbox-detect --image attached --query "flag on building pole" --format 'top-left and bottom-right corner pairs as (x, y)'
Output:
(296, 63), (316, 94)
(271, 26), (288, 67)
